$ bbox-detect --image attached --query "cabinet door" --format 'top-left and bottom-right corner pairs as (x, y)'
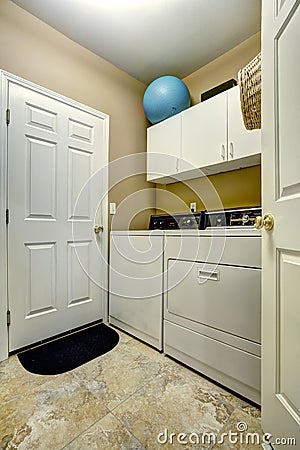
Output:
(227, 86), (261, 160)
(181, 91), (227, 170)
(147, 114), (181, 181)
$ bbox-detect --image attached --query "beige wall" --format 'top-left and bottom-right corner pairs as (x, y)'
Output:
(0, 0), (154, 230)
(0, 0), (261, 224)
(156, 166), (261, 214)
(156, 32), (261, 213)
(184, 32), (261, 105)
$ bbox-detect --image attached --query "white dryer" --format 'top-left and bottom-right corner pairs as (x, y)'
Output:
(163, 208), (262, 404)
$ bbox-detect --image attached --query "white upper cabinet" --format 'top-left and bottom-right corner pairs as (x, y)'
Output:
(146, 86), (261, 183)
(181, 91), (227, 171)
(147, 114), (181, 182)
(227, 86), (260, 161)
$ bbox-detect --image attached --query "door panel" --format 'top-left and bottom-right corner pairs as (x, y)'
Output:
(277, 5), (300, 198)
(68, 118), (94, 143)
(278, 251), (300, 415)
(67, 241), (92, 307)
(8, 81), (107, 351)
(26, 136), (57, 220)
(26, 102), (57, 132)
(25, 242), (57, 317)
(68, 147), (92, 220)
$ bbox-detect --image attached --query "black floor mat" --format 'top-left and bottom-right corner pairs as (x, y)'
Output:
(17, 323), (119, 375)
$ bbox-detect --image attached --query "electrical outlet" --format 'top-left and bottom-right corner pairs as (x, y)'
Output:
(190, 202), (197, 213)
(110, 202), (117, 214)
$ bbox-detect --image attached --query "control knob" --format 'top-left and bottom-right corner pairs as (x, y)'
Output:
(242, 214), (249, 224)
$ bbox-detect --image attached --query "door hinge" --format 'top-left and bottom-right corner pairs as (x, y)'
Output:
(6, 209), (9, 225)
(7, 310), (11, 327)
(6, 109), (10, 126)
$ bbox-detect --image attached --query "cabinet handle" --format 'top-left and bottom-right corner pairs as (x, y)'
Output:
(220, 144), (226, 160)
(229, 142), (234, 158)
(176, 158), (179, 172)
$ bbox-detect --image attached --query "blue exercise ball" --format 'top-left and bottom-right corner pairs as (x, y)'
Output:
(143, 75), (191, 124)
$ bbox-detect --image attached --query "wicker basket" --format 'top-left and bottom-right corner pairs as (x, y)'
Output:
(238, 52), (261, 130)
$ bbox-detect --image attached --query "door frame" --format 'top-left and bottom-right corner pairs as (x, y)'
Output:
(0, 70), (109, 361)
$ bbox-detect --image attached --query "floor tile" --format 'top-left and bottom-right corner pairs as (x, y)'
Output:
(64, 412), (145, 450)
(0, 370), (108, 450)
(127, 339), (261, 420)
(113, 369), (235, 450)
(0, 355), (52, 402)
(210, 409), (264, 450)
(72, 341), (162, 410)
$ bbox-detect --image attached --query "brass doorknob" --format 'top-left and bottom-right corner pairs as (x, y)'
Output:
(255, 214), (274, 231)
(94, 225), (104, 234)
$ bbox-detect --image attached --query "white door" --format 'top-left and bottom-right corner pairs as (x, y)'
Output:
(262, 0), (300, 446)
(227, 85), (261, 160)
(7, 79), (108, 351)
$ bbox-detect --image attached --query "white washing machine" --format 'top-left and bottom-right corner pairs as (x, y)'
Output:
(109, 230), (164, 350)
(109, 213), (204, 350)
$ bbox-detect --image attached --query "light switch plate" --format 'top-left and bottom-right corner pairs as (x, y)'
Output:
(110, 202), (116, 214)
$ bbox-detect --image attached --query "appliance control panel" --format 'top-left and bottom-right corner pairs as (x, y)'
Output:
(149, 207), (262, 230)
(149, 212), (206, 230)
(205, 207), (261, 228)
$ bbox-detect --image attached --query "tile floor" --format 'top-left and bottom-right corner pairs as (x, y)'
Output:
(0, 325), (263, 449)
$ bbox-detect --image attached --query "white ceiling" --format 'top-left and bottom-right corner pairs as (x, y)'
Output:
(11, 0), (261, 85)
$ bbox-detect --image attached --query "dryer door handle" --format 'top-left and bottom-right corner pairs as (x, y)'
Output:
(198, 268), (220, 282)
